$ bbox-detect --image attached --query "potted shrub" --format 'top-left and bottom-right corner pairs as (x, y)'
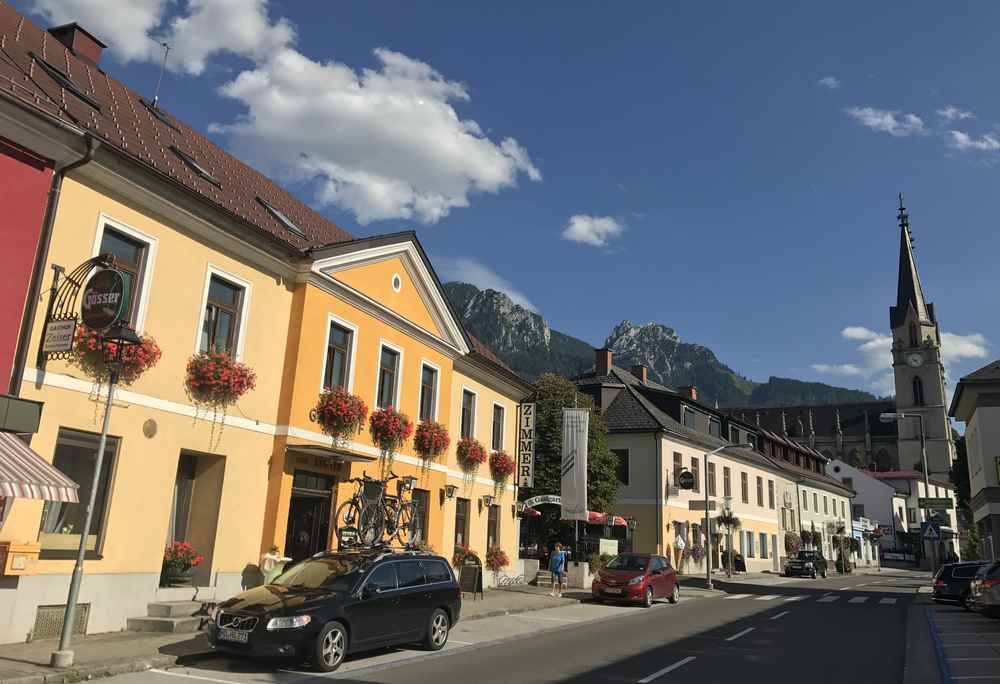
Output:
(368, 407), (413, 468)
(413, 420), (449, 466)
(314, 388), (368, 444)
(485, 547), (510, 586)
(488, 450), (515, 490)
(161, 542), (205, 586)
(71, 325), (161, 386)
(184, 352), (257, 444)
(456, 438), (487, 475)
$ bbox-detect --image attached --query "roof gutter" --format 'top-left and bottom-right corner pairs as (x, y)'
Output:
(9, 133), (100, 396)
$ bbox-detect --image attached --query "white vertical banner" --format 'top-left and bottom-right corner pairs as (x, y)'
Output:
(517, 403), (536, 488)
(561, 408), (589, 521)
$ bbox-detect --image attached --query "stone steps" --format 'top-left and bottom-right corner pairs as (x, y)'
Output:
(127, 600), (206, 633)
(147, 601), (203, 618)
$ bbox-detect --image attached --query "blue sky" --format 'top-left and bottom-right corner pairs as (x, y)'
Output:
(19, 1), (998, 399)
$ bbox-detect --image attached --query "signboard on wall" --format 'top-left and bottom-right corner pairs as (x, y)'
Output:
(80, 269), (125, 331)
(41, 317), (76, 353)
(517, 403), (536, 488)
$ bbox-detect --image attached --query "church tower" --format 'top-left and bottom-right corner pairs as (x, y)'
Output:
(889, 195), (954, 478)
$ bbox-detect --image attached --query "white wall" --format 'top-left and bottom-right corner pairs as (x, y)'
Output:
(968, 406), (1000, 525)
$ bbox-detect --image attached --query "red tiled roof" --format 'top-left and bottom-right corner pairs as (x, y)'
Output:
(0, 5), (354, 252)
(868, 470), (952, 489)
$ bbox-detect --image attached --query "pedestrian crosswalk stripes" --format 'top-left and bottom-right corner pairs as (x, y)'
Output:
(718, 593), (901, 605)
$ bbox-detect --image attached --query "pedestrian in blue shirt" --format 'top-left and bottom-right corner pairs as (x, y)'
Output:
(549, 543), (567, 597)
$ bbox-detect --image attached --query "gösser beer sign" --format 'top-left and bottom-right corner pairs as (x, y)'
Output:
(81, 269), (126, 331)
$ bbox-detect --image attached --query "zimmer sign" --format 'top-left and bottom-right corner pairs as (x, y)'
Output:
(517, 403), (536, 488)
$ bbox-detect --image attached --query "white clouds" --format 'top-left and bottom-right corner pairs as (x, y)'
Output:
(845, 107), (926, 137)
(562, 214), (624, 247)
(810, 363), (863, 376)
(841, 326), (880, 341)
(435, 257), (536, 312)
(817, 76), (840, 89)
(29, 0), (167, 62)
(937, 105), (974, 121)
(946, 130), (1000, 152)
(940, 332), (989, 365)
(213, 47), (540, 224)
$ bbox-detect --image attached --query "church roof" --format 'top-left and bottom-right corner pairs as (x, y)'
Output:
(890, 196), (934, 329)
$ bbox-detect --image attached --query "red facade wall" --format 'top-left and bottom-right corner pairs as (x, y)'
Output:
(0, 136), (53, 392)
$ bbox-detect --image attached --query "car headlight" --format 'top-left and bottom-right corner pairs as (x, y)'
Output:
(628, 576), (644, 586)
(266, 615), (312, 630)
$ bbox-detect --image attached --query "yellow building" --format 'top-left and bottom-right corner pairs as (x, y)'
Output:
(0, 12), (529, 644)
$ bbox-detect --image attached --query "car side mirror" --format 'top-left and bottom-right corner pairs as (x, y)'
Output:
(362, 585), (378, 600)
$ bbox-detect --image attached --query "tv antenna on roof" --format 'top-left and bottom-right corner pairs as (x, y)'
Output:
(152, 42), (170, 108)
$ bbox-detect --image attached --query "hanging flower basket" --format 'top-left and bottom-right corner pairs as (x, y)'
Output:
(690, 545), (705, 563)
(414, 421), (450, 464)
(485, 547), (509, 573)
(314, 388), (368, 443)
(70, 325), (161, 386)
(489, 450), (515, 488)
(184, 352), (257, 409)
(456, 437), (487, 474)
(368, 407), (413, 466)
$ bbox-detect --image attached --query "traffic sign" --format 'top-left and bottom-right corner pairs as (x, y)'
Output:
(689, 500), (717, 511)
(677, 471), (695, 490)
(918, 497), (953, 510)
(921, 522), (940, 541)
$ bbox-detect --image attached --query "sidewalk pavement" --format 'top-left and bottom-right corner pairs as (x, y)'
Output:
(0, 584), (651, 684)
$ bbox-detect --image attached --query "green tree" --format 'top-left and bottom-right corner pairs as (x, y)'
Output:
(964, 525), (983, 561)
(952, 437), (973, 529)
(520, 374), (619, 514)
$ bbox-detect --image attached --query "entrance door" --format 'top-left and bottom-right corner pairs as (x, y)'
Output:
(285, 470), (336, 562)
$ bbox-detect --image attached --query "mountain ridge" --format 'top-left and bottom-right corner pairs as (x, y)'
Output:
(444, 282), (880, 408)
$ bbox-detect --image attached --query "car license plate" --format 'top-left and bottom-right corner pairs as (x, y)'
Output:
(218, 628), (248, 643)
(604, 587), (623, 595)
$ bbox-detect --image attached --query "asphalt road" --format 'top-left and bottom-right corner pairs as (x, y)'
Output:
(106, 571), (926, 684)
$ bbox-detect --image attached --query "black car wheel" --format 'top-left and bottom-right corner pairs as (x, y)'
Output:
(668, 584), (680, 604)
(821, 570), (827, 579)
(644, 586), (654, 608)
(811, 570), (817, 579)
(314, 621), (348, 672)
(423, 608), (450, 650)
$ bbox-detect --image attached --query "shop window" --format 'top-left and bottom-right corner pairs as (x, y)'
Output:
(707, 462), (717, 496)
(487, 505), (500, 549)
(460, 390), (476, 439)
(756, 476), (763, 507)
(412, 489), (430, 545)
(454, 498), (470, 547)
(98, 227), (148, 326)
(199, 275), (244, 356)
(39, 429), (120, 558)
(323, 322), (354, 391)
(492, 404), (505, 451)
(723, 466), (731, 497)
(613, 449), (629, 485)
(419, 365), (438, 421)
(767, 480), (775, 509)
(691, 457), (700, 493)
(741, 472), (749, 504)
(376, 346), (400, 409)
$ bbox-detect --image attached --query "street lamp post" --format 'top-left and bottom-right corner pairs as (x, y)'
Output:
(51, 325), (140, 668)
(880, 412), (936, 574)
(704, 443), (753, 590)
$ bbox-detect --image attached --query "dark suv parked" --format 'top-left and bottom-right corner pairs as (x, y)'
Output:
(207, 550), (461, 672)
(783, 550), (828, 578)
(933, 561), (988, 609)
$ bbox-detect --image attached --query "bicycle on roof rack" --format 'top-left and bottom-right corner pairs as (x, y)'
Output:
(334, 472), (419, 548)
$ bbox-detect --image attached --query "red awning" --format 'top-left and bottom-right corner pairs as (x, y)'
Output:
(586, 511), (627, 526)
(0, 432), (79, 502)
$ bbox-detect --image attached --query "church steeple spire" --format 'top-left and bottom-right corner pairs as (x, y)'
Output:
(890, 193), (933, 329)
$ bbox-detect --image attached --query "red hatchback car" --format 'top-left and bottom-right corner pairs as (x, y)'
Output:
(592, 553), (679, 607)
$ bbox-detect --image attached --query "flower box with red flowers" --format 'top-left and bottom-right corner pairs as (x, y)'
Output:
(184, 352), (257, 409)
(160, 541), (205, 586)
(485, 547), (509, 573)
(456, 437), (487, 473)
(314, 388), (368, 442)
(368, 407), (414, 454)
(71, 325), (161, 386)
(452, 544), (478, 568)
(489, 450), (515, 484)
(414, 421), (450, 461)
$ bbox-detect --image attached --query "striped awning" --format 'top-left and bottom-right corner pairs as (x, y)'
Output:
(0, 432), (79, 502)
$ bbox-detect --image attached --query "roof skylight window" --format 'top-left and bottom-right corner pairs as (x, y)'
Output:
(140, 98), (179, 132)
(30, 51), (101, 111)
(169, 145), (220, 187)
(256, 197), (304, 237)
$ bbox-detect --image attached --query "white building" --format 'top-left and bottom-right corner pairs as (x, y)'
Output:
(872, 470), (959, 563)
(827, 459), (900, 548)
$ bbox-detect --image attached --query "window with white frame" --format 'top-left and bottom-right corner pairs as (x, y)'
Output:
(419, 364), (438, 421)
(199, 275), (244, 356)
(376, 346), (400, 409)
(323, 322), (353, 391)
(98, 227), (149, 327)
(492, 404), (505, 450)
(460, 389), (476, 439)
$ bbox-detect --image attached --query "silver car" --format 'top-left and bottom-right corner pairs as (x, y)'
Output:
(970, 560), (1000, 617)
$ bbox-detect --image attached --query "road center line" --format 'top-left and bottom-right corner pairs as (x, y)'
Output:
(754, 595), (780, 601)
(769, 611), (790, 620)
(638, 656), (696, 683)
(149, 670), (237, 684)
(725, 627), (755, 642)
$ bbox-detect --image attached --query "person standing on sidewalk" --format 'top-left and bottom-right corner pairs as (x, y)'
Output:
(549, 543), (567, 597)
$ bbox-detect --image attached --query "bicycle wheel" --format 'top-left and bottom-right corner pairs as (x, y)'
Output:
(383, 498), (401, 537)
(335, 499), (363, 545)
(358, 501), (386, 545)
(394, 503), (417, 546)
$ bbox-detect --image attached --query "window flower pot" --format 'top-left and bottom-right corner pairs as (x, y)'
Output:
(70, 325), (161, 386)
(368, 407), (413, 468)
(414, 421), (449, 465)
(456, 438), (487, 475)
(488, 450), (515, 488)
(313, 388), (368, 444)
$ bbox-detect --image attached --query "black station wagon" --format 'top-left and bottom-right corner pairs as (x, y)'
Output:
(208, 550), (461, 672)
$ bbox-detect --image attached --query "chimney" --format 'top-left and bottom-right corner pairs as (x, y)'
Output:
(630, 365), (648, 384)
(595, 347), (612, 376)
(48, 23), (107, 66)
(678, 385), (698, 401)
